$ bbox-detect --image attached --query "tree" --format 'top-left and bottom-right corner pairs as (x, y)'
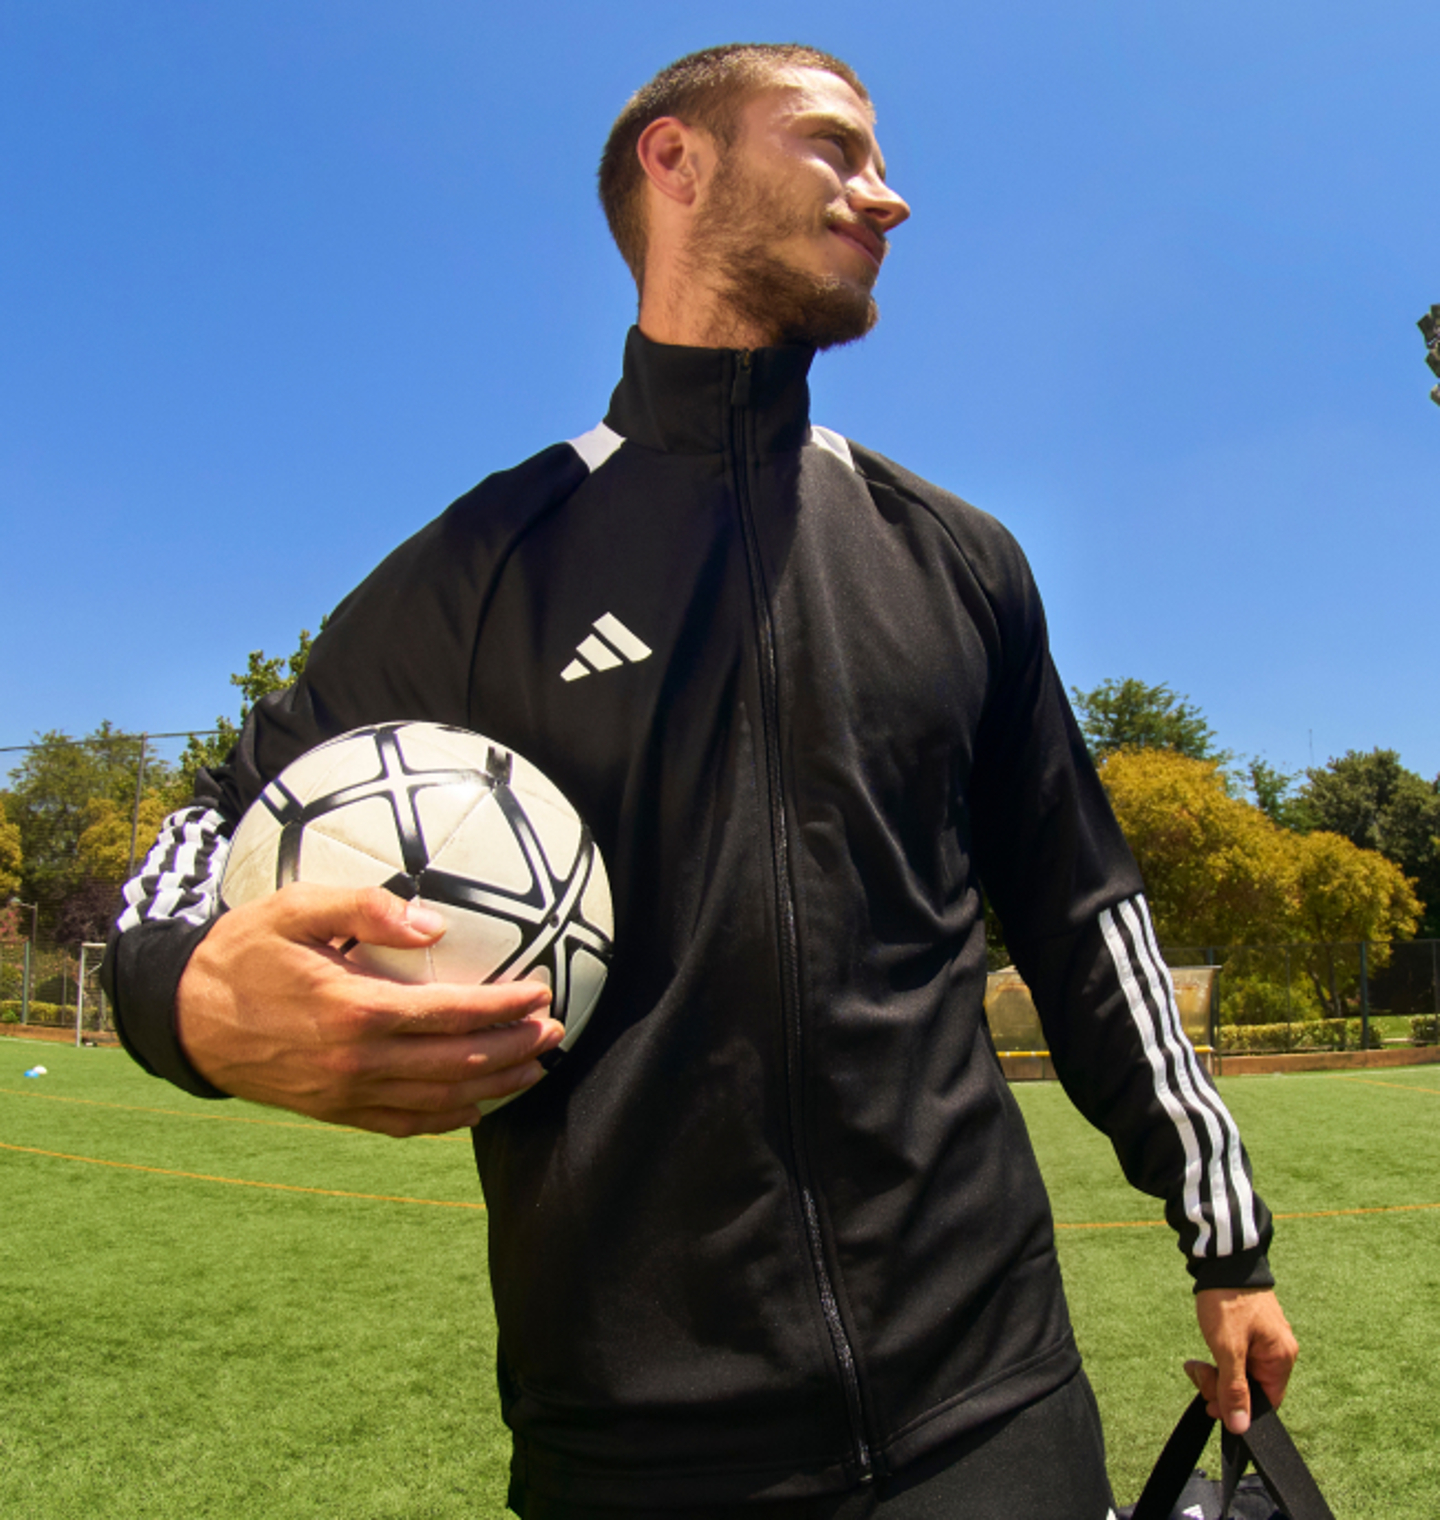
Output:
(170, 627), (318, 802)
(1097, 749), (1293, 946)
(77, 794), (172, 884)
(1099, 748), (1423, 1023)
(54, 878), (127, 946)
(1290, 830), (1420, 1015)
(1244, 758), (1309, 832)
(0, 796), (22, 903)
(5, 628), (319, 936)
(4, 725), (171, 929)
(1298, 749), (1440, 936)
(1070, 677), (1223, 763)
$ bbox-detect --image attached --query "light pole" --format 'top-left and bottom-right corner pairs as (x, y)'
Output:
(8, 897), (38, 1025)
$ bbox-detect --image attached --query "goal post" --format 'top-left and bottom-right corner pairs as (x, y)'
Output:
(75, 943), (112, 1047)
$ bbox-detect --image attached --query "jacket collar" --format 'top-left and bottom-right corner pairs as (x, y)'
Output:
(603, 326), (815, 457)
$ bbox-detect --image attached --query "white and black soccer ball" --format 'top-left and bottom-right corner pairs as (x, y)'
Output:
(220, 722), (613, 1109)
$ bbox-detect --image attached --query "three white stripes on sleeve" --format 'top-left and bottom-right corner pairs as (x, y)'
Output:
(1099, 895), (1260, 1259)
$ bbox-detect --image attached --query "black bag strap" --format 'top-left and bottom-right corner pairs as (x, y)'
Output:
(1129, 1393), (1214, 1520)
(1129, 1381), (1335, 1520)
(1224, 1383), (1336, 1520)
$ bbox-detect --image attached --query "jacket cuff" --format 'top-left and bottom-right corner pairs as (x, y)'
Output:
(102, 918), (231, 1100)
(1187, 1247), (1275, 1293)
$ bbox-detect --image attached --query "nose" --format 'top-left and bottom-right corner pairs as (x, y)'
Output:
(849, 173), (910, 233)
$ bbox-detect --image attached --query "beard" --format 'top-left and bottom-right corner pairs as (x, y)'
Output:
(685, 157), (880, 350)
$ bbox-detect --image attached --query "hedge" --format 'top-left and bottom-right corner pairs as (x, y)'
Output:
(0, 1001), (71, 1026)
(1219, 1017), (1374, 1054)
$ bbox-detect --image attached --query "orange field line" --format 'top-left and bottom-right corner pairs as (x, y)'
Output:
(1057, 1199), (1440, 1231)
(0, 1086), (469, 1141)
(0, 1138), (487, 1210)
(5, 1132), (1435, 1228)
(1274, 1201), (1440, 1220)
(1328, 1075), (1440, 1097)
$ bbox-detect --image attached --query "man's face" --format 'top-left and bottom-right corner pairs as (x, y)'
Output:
(685, 68), (910, 349)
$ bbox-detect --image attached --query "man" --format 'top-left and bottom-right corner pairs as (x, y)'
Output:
(105, 43), (1297, 1519)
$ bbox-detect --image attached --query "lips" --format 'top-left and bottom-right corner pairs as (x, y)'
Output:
(828, 217), (886, 271)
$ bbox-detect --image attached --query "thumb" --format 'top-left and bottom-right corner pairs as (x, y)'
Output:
(270, 883), (448, 949)
(1184, 1359), (1218, 1408)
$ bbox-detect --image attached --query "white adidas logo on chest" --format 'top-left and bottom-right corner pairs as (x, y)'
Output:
(562, 613), (653, 682)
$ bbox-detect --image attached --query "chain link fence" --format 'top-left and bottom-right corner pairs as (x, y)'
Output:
(0, 938), (116, 1042)
(986, 939), (1440, 1070)
(9, 927), (1440, 1056)
(1157, 939), (1440, 1055)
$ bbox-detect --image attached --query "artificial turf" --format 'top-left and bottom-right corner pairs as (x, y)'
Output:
(2, 1041), (1436, 1516)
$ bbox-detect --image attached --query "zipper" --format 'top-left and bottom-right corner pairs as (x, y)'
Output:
(727, 349), (873, 1482)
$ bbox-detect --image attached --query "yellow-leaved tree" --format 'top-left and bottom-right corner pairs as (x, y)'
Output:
(1290, 829), (1420, 1016)
(0, 796), (22, 904)
(1096, 749), (1294, 946)
(76, 794), (173, 886)
(1098, 749), (1421, 1022)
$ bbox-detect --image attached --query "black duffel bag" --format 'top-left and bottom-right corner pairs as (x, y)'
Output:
(1121, 1381), (1335, 1520)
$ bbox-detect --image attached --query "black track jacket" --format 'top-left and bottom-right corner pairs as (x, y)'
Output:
(104, 329), (1274, 1507)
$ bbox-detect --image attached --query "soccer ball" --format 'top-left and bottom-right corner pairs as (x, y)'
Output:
(220, 721), (613, 1109)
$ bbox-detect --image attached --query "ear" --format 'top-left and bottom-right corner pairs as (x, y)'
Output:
(635, 116), (712, 208)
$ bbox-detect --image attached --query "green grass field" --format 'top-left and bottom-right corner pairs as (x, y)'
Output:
(2, 1041), (1437, 1518)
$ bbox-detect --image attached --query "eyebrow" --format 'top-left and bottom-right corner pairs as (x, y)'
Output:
(799, 110), (888, 182)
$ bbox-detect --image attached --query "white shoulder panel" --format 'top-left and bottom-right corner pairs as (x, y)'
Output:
(808, 425), (855, 472)
(568, 421), (625, 474)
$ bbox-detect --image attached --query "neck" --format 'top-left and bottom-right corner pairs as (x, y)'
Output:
(637, 274), (775, 350)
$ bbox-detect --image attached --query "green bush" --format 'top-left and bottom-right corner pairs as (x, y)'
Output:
(1411, 1014), (1440, 1047)
(0, 1000), (68, 1025)
(1219, 1017), (1373, 1055)
(1219, 971), (1322, 1027)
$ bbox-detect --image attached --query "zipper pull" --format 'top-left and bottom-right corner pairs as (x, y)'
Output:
(731, 350), (753, 407)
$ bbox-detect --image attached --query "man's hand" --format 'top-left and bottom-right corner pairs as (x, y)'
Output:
(1187, 1288), (1298, 1435)
(177, 883), (566, 1136)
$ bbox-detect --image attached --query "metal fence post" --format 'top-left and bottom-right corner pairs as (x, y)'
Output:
(1204, 948), (1217, 1057)
(75, 951), (86, 1048)
(1359, 940), (1370, 1051)
(21, 938), (31, 1025)
(126, 733), (149, 882)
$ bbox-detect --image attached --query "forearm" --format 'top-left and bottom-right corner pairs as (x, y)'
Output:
(102, 804), (234, 1097)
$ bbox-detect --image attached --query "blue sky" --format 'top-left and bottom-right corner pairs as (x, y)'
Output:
(3, 1), (1437, 783)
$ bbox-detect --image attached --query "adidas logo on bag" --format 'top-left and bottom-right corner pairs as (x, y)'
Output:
(562, 613), (652, 682)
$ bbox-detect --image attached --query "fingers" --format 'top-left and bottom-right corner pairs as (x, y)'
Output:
(1193, 1288), (1300, 1436)
(267, 882), (450, 950)
(360, 977), (555, 1036)
(177, 889), (567, 1126)
(1184, 1358), (1218, 1411)
(330, 1104), (491, 1138)
(260, 884), (558, 1035)
(318, 1014), (565, 1098)
(257, 1008), (565, 1122)
(321, 1055), (553, 1136)
(1245, 1309), (1299, 1414)
(1213, 1340), (1252, 1434)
